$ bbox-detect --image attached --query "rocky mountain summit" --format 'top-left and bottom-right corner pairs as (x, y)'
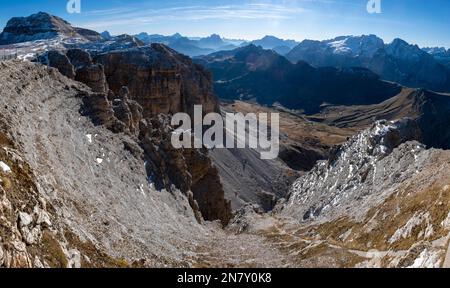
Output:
(287, 35), (450, 93)
(287, 35), (384, 60)
(0, 12), (102, 45)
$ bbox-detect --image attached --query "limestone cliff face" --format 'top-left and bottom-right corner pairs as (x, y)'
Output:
(0, 61), (209, 267)
(46, 51), (75, 79)
(43, 44), (219, 118)
(94, 44), (219, 118)
(138, 115), (231, 225)
(75, 64), (109, 94)
(96, 50), (182, 117)
(40, 45), (230, 225)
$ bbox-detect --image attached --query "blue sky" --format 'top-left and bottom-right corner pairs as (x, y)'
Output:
(0, 0), (449, 48)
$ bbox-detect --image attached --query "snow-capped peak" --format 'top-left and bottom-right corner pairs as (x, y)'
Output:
(325, 35), (384, 57)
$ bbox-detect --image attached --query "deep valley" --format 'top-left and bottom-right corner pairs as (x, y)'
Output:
(0, 11), (449, 268)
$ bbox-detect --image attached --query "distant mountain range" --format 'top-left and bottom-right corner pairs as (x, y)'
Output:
(287, 35), (450, 93)
(196, 44), (401, 114)
(134, 32), (298, 57)
(135, 32), (215, 56)
(0, 12), (103, 44)
(129, 33), (450, 93)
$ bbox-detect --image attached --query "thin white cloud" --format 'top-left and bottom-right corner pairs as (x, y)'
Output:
(77, 3), (306, 29)
(84, 7), (136, 16)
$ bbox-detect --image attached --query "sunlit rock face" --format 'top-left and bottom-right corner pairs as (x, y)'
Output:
(95, 44), (219, 118)
(283, 119), (423, 221)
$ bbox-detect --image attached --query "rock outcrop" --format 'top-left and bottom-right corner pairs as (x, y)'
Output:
(95, 44), (219, 117)
(41, 44), (219, 118)
(79, 92), (117, 128)
(185, 148), (232, 224)
(42, 48), (109, 94)
(75, 64), (109, 94)
(66, 49), (93, 69)
(112, 87), (143, 135)
(283, 119), (423, 221)
(46, 50), (75, 79)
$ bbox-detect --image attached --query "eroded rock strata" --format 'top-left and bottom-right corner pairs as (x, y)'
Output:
(38, 46), (231, 225)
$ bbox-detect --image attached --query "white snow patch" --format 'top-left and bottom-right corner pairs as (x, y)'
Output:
(138, 184), (146, 196)
(329, 39), (353, 55)
(86, 134), (92, 144)
(0, 161), (11, 173)
(18, 53), (36, 61)
(96, 158), (103, 164)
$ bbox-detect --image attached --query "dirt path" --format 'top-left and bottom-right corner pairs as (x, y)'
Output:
(188, 227), (295, 268)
